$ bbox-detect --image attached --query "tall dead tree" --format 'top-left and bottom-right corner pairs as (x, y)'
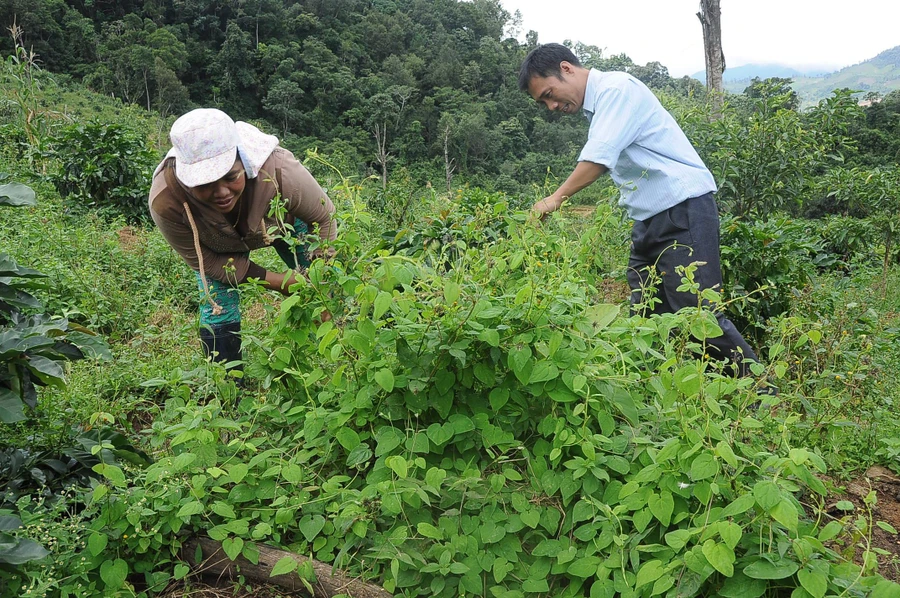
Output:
(372, 122), (391, 190)
(442, 122), (456, 193)
(697, 0), (725, 119)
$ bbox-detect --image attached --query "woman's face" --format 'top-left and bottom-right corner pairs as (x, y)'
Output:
(191, 158), (246, 213)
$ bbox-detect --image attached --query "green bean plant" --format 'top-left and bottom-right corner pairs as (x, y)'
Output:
(80, 191), (900, 597)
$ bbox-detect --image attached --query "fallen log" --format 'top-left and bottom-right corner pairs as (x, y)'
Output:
(183, 537), (392, 598)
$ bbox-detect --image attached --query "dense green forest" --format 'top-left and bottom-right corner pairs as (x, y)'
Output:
(4, 2), (900, 598)
(3, 0), (899, 193)
(0, 0), (704, 192)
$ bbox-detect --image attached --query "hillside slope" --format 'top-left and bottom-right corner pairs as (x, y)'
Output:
(792, 45), (900, 104)
(715, 46), (900, 105)
(693, 63), (831, 84)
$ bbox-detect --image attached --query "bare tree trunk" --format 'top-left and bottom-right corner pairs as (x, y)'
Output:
(395, 189), (415, 227)
(697, 0), (725, 120)
(373, 123), (390, 190)
(144, 69), (151, 112)
(883, 228), (893, 297)
(183, 537), (391, 598)
(392, 86), (413, 128)
(442, 123), (455, 193)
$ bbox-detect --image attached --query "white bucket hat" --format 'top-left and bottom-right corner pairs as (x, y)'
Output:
(163, 108), (279, 187)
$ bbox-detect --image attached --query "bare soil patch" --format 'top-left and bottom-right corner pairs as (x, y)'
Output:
(597, 278), (630, 303)
(565, 205), (596, 218)
(117, 226), (144, 253)
(827, 465), (900, 581)
(158, 580), (299, 597)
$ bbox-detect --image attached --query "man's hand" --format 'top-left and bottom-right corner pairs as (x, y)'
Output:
(532, 162), (606, 220)
(532, 195), (566, 220)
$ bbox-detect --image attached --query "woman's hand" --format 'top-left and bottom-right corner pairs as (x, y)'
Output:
(264, 270), (300, 295)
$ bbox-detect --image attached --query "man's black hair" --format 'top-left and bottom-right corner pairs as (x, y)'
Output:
(518, 43), (582, 92)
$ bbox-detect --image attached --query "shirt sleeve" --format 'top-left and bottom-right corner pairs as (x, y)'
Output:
(279, 156), (337, 242)
(578, 81), (646, 171)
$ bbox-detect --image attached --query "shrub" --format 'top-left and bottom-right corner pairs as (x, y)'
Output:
(816, 215), (879, 269)
(48, 120), (156, 222)
(720, 215), (824, 343)
(676, 88), (860, 219)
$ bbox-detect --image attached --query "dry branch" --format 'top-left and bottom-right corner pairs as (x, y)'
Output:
(183, 537), (392, 598)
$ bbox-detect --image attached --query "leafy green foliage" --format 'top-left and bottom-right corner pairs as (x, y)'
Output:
(0, 179), (194, 340)
(0, 426), (151, 507)
(4, 0), (703, 193)
(73, 189), (900, 598)
(720, 215), (826, 343)
(381, 188), (517, 270)
(48, 120), (156, 222)
(766, 295), (900, 474)
(5, 8), (900, 597)
(850, 89), (900, 167)
(743, 77), (800, 111)
(0, 23), (57, 166)
(0, 513), (49, 565)
(0, 179), (111, 423)
(0, 487), (112, 596)
(82, 16), (189, 116)
(0, 180), (36, 206)
(684, 87), (859, 218)
(0, 180), (148, 596)
(816, 215), (879, 269)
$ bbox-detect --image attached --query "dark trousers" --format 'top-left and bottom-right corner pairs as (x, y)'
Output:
(626, 193), (758, 374)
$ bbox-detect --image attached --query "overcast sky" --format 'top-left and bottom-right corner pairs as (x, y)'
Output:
(499, 0), (900, 77)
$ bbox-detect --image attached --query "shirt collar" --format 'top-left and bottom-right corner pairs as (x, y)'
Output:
(582, 68), (603, 119)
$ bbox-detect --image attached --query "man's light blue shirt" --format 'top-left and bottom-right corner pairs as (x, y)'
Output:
(579, 69), (717, 221)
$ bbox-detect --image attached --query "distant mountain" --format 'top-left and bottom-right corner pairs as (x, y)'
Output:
(690, 46), (900, 106)
(692, 64), (833, 85)
(790, 45), (900, 105)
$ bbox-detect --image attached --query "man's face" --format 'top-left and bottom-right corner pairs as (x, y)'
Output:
(190, 158), (246, 213)
(527, 61), (585, 114)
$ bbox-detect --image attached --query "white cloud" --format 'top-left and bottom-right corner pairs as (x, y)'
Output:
(501, 0), (900, 77)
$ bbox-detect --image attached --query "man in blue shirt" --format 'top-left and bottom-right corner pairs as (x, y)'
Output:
(519, 43), (758, 376)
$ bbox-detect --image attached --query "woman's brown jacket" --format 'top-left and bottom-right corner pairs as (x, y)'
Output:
(149, 147), (336, 285)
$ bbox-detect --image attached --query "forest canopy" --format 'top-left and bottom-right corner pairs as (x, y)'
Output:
(0, 0), (708, 190)
(0, 0), (897, 193)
